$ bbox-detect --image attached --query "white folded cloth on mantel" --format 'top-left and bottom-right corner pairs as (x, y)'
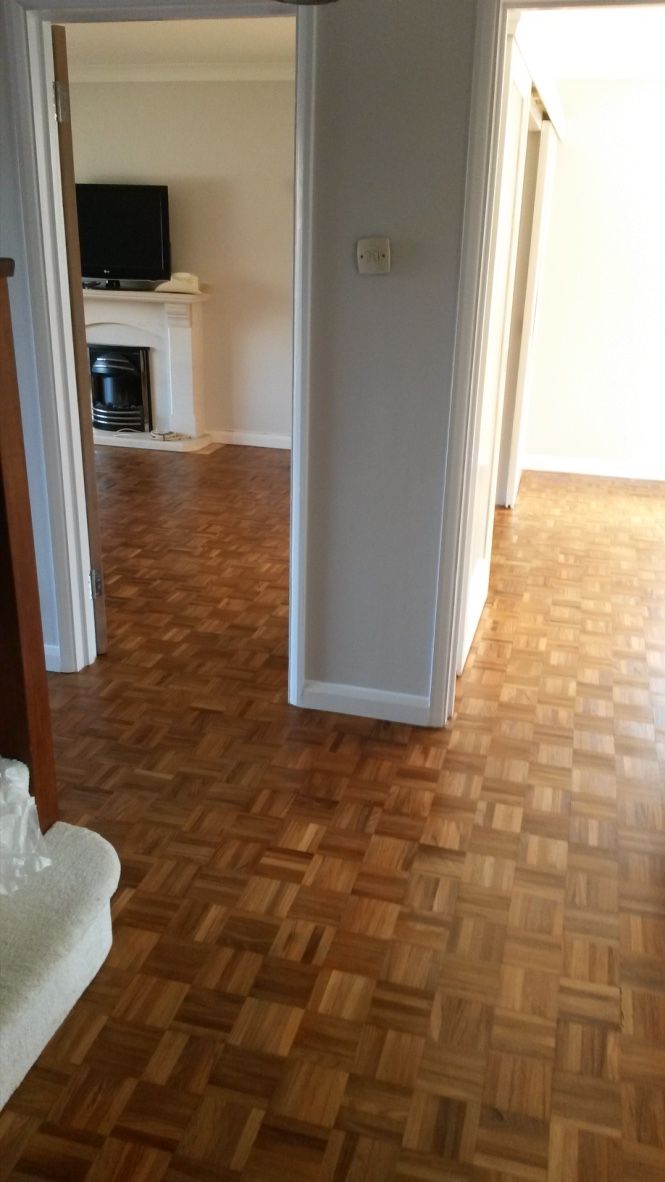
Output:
(155, 272), (201, 294)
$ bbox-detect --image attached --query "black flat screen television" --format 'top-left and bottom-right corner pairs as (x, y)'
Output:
(76, 183), (171, 285)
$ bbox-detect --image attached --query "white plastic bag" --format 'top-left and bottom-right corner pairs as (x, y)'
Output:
(0, 758), (52, 895)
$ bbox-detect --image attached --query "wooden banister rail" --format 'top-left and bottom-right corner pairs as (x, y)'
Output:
(0, 258), (58, 830)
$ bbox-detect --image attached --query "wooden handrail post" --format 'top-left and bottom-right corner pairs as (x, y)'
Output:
(0, 258), (59, 830)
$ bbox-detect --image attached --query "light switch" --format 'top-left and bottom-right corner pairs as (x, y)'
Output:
(357, 237), (391, 275)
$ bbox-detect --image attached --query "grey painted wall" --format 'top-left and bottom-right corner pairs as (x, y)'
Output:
(304, 0), (477, 697)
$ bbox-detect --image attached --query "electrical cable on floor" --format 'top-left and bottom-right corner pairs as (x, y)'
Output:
(149, 431), (192, 442)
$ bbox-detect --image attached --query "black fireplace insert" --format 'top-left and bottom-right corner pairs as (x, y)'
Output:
(89, 344), (152, 433)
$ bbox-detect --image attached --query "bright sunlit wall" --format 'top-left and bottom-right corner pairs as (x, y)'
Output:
(525, 79), (665, 481)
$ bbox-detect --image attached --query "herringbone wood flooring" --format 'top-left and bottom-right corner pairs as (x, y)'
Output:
(2, 450), (665, 1180)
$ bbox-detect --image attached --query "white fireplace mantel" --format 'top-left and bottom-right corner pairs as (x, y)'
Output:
(83, 288), (210, 448)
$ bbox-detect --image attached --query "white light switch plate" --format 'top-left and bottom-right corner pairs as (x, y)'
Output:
(357, 237), (391, 275)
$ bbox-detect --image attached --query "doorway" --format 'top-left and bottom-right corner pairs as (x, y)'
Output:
(449, 0), (665, 716)
(56, 15), (296, 670)
(16, 0), (310, 700)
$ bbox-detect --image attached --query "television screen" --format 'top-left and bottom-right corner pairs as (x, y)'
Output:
(76, 183), (171, 283)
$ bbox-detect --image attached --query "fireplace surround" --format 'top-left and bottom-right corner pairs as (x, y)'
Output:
(83, 288), (210, 451)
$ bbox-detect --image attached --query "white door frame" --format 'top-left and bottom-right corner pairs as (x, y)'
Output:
(458, 33), (532, 675)
(502, 118), (558, 509)
(8, 0), (311, 694)
(432, 0), (665, 724)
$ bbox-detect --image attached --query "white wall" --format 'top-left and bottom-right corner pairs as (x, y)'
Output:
(525, 80), (665, 480)
(70, 78), (295, 447)
(302, 0), (477, 712)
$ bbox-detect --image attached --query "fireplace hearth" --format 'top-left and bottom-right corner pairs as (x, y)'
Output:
(89, 344), (152, 433)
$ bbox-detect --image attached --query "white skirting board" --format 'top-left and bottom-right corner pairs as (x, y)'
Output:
(524, 454), (665, 483)
(43, 644), (62, 673)
(299, 680), (433, 727)
(210, 430), (291, 450)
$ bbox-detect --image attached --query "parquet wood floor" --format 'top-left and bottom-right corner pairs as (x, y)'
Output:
(2, 454), (665, 1181)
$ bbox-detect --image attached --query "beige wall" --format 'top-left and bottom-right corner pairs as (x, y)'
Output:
(525, 80), (665, 480)
(70, 79), (295, 445)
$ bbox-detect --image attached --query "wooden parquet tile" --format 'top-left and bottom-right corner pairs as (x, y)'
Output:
(3, 456), (665, 1179)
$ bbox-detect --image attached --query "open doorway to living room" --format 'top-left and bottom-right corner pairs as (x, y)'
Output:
(59, 16), (295, 665)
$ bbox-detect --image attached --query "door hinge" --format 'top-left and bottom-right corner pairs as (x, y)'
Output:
(53, 80), (70, 125)
(90, 568), (103, 600)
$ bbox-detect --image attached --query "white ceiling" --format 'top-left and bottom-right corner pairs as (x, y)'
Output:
(65, 17), (296, 82)
(518, 5), (665, 81)
(66, 7), (665, 85)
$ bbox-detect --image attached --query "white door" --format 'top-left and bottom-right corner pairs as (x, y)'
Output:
(457, 37), (532, 671)
(502, 119), (558, 508)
